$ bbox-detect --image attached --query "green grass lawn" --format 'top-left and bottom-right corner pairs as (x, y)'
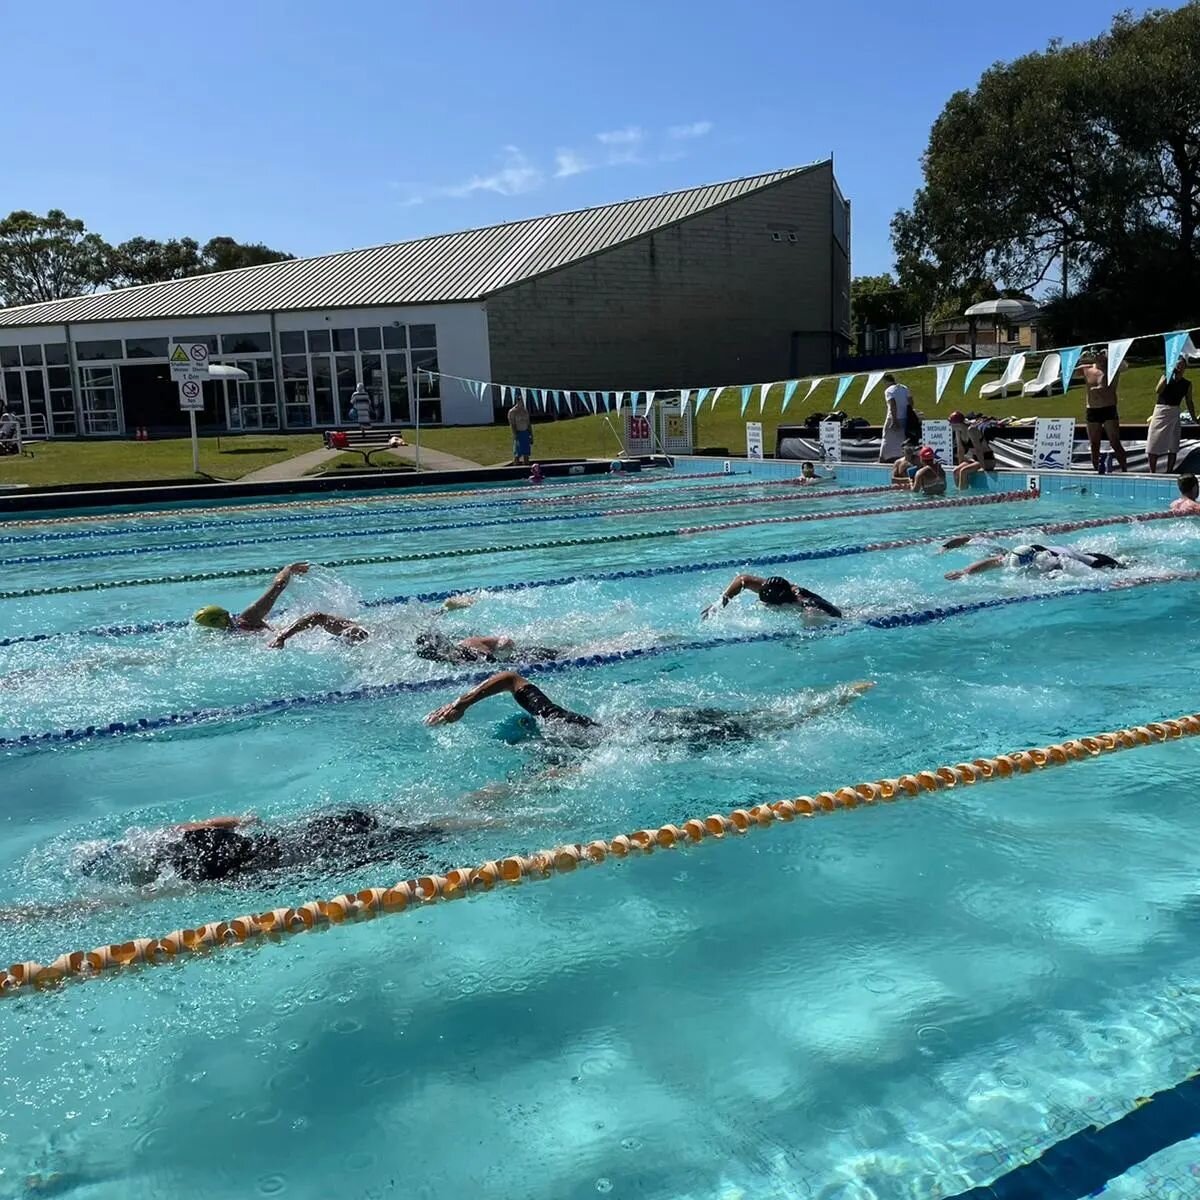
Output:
(0, 434), (323, 487)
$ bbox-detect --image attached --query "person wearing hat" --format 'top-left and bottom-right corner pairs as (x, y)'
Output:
(949, 411), (996, 489)
(701, 573), (842, 621)
(909, 445), (946, 495)
(192, 560), (314, 634)
(944, 542), (1122, 581)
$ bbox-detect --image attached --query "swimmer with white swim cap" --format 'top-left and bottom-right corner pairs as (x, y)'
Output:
(944, 542), (1124, 581)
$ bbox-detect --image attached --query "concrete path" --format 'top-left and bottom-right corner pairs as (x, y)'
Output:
(238, 447), (344, 482)
(375, 441), (482, 472)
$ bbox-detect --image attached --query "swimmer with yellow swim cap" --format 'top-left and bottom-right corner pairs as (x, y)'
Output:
(192, 561), (313, 635)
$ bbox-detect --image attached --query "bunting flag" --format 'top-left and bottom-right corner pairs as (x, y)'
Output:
(804, 378), (823, 402)
(679, 388), (692, 415)
(501, 384), (510, 405)
(697, 387), (711, 411)
(1164, 329), (1190, 376)
(963, 358), (991, 394)
(780, 379), (799, 413)
(859, 371), (885, 405)
(739, 385), (753, 416)
(1058, 346), (1083, 395)
(934, 363), (955, 402)
(1107, 337), (1134, 379)
(759, 382), (772, 413)
(583, 391), (595, 413)
(614, 391), (626, 415)
(710, 386), (724, 410)
(832, 375), (854, 409)
(643, 390), (657, 420)
(628, 391), (640, 414)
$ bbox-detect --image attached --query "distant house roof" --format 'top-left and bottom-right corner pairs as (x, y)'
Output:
(0, 163), (826, 328)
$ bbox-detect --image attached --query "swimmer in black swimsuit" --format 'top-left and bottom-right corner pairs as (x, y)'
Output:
(945, 542), (1123, 581)
(424, 671), (873, 752)
(414, 631), (561, 665)
(702, 574), (842, 621)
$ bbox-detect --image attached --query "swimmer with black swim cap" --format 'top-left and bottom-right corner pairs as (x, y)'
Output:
(701, 573), (842, 621)
(414, 631), (561, 665)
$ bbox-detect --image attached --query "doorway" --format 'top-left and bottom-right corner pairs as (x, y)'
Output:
(119, 363), (219, 432)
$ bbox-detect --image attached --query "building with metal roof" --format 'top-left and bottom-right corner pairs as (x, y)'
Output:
(0, 161), (849, 438)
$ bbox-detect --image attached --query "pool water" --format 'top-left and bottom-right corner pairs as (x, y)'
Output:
(3, 464), (1200, 1199)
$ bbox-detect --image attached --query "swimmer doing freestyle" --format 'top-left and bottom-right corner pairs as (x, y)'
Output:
(701, 573), (842, 621)
(942, 539), (1123, 580)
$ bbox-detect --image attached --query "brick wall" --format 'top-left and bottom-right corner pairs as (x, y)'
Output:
(485, 162), (849, 390)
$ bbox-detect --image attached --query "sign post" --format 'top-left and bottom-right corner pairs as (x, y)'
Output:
(1032, 417), (1076, 471)
(745, 421), (764, 460)
(170, 342), (210, 475)
(818, 419), (842, 464)
(920, 419), (954, 468)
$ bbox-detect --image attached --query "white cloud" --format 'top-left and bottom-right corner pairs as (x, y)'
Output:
(445, 145), (544, 198)
(554, 149), (591, 178)
(668, 120), (713, 140)
(596, 126), (645, 146)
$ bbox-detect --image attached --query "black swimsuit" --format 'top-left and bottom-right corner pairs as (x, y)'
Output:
(513, 682), (598, 728)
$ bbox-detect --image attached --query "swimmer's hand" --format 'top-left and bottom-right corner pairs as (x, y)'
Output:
(941, 536), (972, 551)
(700, 601), (723, 620)
(281, 562), (310, 579)
(944, 568), (966, 581)
(425, 700), (465, 725)
(442, 594), (477, 611)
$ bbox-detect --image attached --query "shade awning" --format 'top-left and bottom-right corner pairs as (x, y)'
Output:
(206, 364), (250, 381)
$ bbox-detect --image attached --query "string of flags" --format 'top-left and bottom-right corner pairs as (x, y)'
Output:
(429, 324), (1199, 419)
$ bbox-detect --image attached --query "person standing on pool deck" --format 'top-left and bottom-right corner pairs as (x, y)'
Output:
(508, 394), (533, 466)
(1147, 359), (1196, 474)
(879, 374), (912, 463)
(1081, 348), (1129, 473)
(701, 574), (842, 621)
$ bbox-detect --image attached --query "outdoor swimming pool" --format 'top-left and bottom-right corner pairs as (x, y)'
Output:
(3, 460), (1200, 1199)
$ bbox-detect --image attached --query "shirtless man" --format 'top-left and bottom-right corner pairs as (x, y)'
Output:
(1081, 348), (1128, 473)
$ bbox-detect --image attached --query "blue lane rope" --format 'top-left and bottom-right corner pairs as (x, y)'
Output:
(3, 570), (1191, 752)
(0, 487), (895, 568)
(0, 475), (760, 546)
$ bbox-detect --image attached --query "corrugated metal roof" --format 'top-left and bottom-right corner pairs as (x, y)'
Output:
(0, 163), (824, 328)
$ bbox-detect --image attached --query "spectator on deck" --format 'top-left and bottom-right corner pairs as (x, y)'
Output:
(508, 395), (533, 466)
(0, 409), (19, 455)
(879, 374), (912, 463)
(1081, 348), (1128, 473)
(1147, 360), (1196, 474)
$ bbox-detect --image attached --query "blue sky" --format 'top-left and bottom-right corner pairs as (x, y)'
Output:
(8, 0), (1154, 277)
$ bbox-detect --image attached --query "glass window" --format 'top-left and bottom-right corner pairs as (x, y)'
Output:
(282, 355), (308, 380)
(418, 399), (442, 424)
(307, 329), (331, 353)
(409, 324), (436, 348)
(169, 334), (219, 353)
(2, 370), (25, 410)
(75, 339), (124, 360)
(311, 355), (334, 424)
(411, 349), (439, 396)
(333, 328), (356, 352)
(221, 331), (271, 354)
(254, 356), (274, 380)
(47, 367), (71, 390)
(125, 337), (169, 359)
(383, 325), (407, 350)
(385, 352), (410, 421)
(356, 326), (381, 351)
(20, 344), (43, 366)
(279, 331), (306, 355)
(43, 343), (68, 365)
(25, 371), (46, 403)
(1, 346), (22, 368)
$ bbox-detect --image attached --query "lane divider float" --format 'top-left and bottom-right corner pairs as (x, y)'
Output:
(6, 710), (1199, 999)
(0, 486), (899, 568)
(4, 562), (1191, 752)
(0, 491), (1035, 602)
(2, 507), (1186, 652)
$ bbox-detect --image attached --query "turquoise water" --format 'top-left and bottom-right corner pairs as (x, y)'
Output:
(4, 467), (1200, 1198)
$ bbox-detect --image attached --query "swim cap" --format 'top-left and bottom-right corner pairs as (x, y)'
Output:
(1010, 544), (1039, 566)
(759, 576), (798, 605)
(948, 410), (966, 424)
(919, 446), (935, 463)
(496, 713), (541, 745)
(193, 605), (232, 630)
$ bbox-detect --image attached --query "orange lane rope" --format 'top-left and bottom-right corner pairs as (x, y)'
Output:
(5, 713), (1198, 999)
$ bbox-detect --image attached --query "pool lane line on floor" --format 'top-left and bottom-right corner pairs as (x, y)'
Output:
(0, 486), (900, 568)
(3, 562), (1191, 753)
(0, 491), (1035, 602)
(5, 710), (1198, 999)
(0, 470), (743, 532)
(0, 474), (773, 546)
(1, 506), (1181, 651)
(945, 1069), (1200, 1199)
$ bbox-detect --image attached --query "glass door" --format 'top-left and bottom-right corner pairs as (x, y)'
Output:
(80, 367), (122, 435)
(1, 370), (26, 430)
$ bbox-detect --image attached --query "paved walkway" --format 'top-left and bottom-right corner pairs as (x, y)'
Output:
(237, 440), (482, 482)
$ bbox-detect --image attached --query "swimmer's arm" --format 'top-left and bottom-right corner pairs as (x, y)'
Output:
(441, 593), (477, 611)
(940, 535), (974, 551)
(238, 562), (309, 627)
(945, 556), (1004, 581)
(703, 574), (763, 617)
(425, 670), (526, 724)
(172, 815), (251, 832)
(268, 613), (365, 648)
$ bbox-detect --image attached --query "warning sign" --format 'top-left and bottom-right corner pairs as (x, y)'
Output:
(170, 342), (209, 383)
(178, 378), (205, 411)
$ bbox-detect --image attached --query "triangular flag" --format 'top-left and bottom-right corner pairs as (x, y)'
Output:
(739, 385), (753, 416)
(934, 363), (955, 402)
(859, 371), (885, 405)
(1058, 346), (1083, 395)
(1107, 337), (1133, 379)
(679, 389), (691, 415)
(501, 384), (511, 405)
(832, 376), (853, 409)
(963, 359), (991, 393)
(696, 387), (711, 411)
(759, 383), (772, 414)
(710, 386), (724, 410)
(614, 391), (626, 414)
(584, 391), (596, 413)
(780, 380), (799, 413)
(804, 378), (823, 402)
(1164, 330), (1190, 376)
(644, 390), (657, 420)
(559, 390), (570, 414)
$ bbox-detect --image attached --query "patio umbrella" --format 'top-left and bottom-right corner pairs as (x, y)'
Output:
(965, 299), (1039, 360)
